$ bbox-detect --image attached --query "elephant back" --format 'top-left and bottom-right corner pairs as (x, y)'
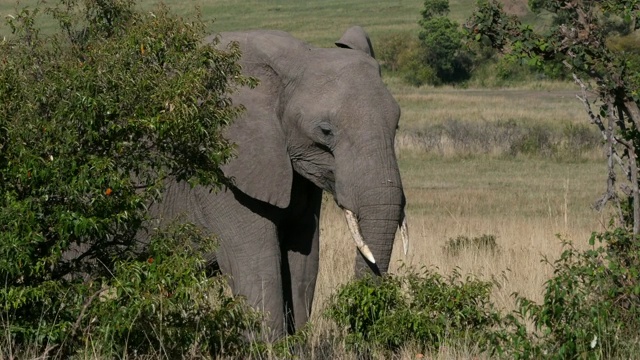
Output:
(205, 30), (312, 79)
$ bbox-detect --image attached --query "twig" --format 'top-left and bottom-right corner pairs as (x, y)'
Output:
(70, 287), (107, 336)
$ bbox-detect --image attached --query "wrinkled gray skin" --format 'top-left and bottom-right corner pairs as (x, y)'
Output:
(149, 27), (405, 339)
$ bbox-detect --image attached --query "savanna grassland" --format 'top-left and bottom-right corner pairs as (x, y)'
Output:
(0, 0), (612, 358)
(0, 0), (525, 45)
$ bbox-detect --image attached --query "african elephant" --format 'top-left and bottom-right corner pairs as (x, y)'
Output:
(149, 26), (409, 339)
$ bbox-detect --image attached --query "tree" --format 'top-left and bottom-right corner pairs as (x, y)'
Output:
(0, 0), (260, 356)
(467, 0), (640, 234)
(421, 0), (450, 20)
(418, 0), (472, 84)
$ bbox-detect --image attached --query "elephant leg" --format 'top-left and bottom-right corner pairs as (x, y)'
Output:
(195, 187), (286, 339)
(280, 179), (322, 333)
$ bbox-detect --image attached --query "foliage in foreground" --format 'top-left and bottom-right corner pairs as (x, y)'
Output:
(1, 223), (262, 358)
(325, 267), (501, 356)
(0, 0), (260, 357)
(493, 230), (640, 359)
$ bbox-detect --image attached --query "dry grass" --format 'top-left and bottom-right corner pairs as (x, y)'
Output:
(386, 80), (604, 159)
(309, 152), (607, 358)
(387, 79), (585, 130)
(314, 154), (606, 306)
(0, 0), (426, 46)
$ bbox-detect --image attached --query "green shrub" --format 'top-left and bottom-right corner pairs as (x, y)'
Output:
(494, 232), (640, 359)
(0, 0), (261, 357)
(325, 275), (405, 353)
(418, 16), (472, 84)
(443, 234), (500, 256)
(74, 224), (261, 358)
(417, 0), (473, 84)
(399, 46), (439, 87)
(326, 229), (640, 358)
(325, 268), (502, 356)
(377, 31), (438, 86)
(378, 0), (475, 86)
(377, 31), (417, 73)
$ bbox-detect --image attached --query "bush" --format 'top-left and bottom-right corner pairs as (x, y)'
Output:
(443, 234), (500, 256)
(494, 232), (640, 359)
(325, 268), (502, 356)
(67, 224), (261, 358)
(0, 0), (260, 357)
(417, 0), (473, 84)
(377, 31), (416, 73)
(418, 16), (472, 84)
(1, 222), (263, 358)
(399, 45), (439, 87)
(377, 31), (438, 86)
(377, 0), (475, 86)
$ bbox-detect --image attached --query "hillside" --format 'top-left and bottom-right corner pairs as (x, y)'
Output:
(0, 0), (536, 46)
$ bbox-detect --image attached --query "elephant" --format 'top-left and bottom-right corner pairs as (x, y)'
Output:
(148, 26), (409, 339)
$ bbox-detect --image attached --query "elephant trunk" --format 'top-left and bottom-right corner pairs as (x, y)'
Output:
(349, 185), (405, 276)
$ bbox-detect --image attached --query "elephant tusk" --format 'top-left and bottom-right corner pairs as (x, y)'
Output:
(399, 210), (409, 256)
(344, 209), (376, 264)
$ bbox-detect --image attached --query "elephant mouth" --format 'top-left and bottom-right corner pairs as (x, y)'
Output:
(341, 207), (409, 265)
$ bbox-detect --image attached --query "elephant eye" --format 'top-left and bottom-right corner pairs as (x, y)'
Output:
(318, 122), (333, 136)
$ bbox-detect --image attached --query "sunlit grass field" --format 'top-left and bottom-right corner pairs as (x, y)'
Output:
(1, 0), (425, 44)
(0, 0), (527, 46)
(1, 1), (610, 357)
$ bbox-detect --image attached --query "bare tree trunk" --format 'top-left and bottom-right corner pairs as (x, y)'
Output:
(574, 74), (640, 234)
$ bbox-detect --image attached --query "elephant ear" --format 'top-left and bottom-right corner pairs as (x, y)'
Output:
(221, 84), (293, 209)
(213, 30), (311, 209)
(335, 26), (376, 58)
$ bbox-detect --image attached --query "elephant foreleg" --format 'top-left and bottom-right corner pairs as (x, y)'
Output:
(197, 187), (286, 340)
(280, 184), (322, 333)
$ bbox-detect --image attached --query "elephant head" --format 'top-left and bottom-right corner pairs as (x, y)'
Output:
(205, 27), (408, 276)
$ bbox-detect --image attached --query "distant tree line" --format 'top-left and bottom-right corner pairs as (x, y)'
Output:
(378, 0), (640, 87)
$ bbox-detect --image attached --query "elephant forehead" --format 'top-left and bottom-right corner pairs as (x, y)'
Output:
(299, 62), (389, 101)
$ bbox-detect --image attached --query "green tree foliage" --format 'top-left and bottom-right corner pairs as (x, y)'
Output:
(377, 0), (473, 86)
(0, 0), (260, 356)
(420, 0), (450, 20)
(376, 31), (439, 86)
(417, 0), (472, 84)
